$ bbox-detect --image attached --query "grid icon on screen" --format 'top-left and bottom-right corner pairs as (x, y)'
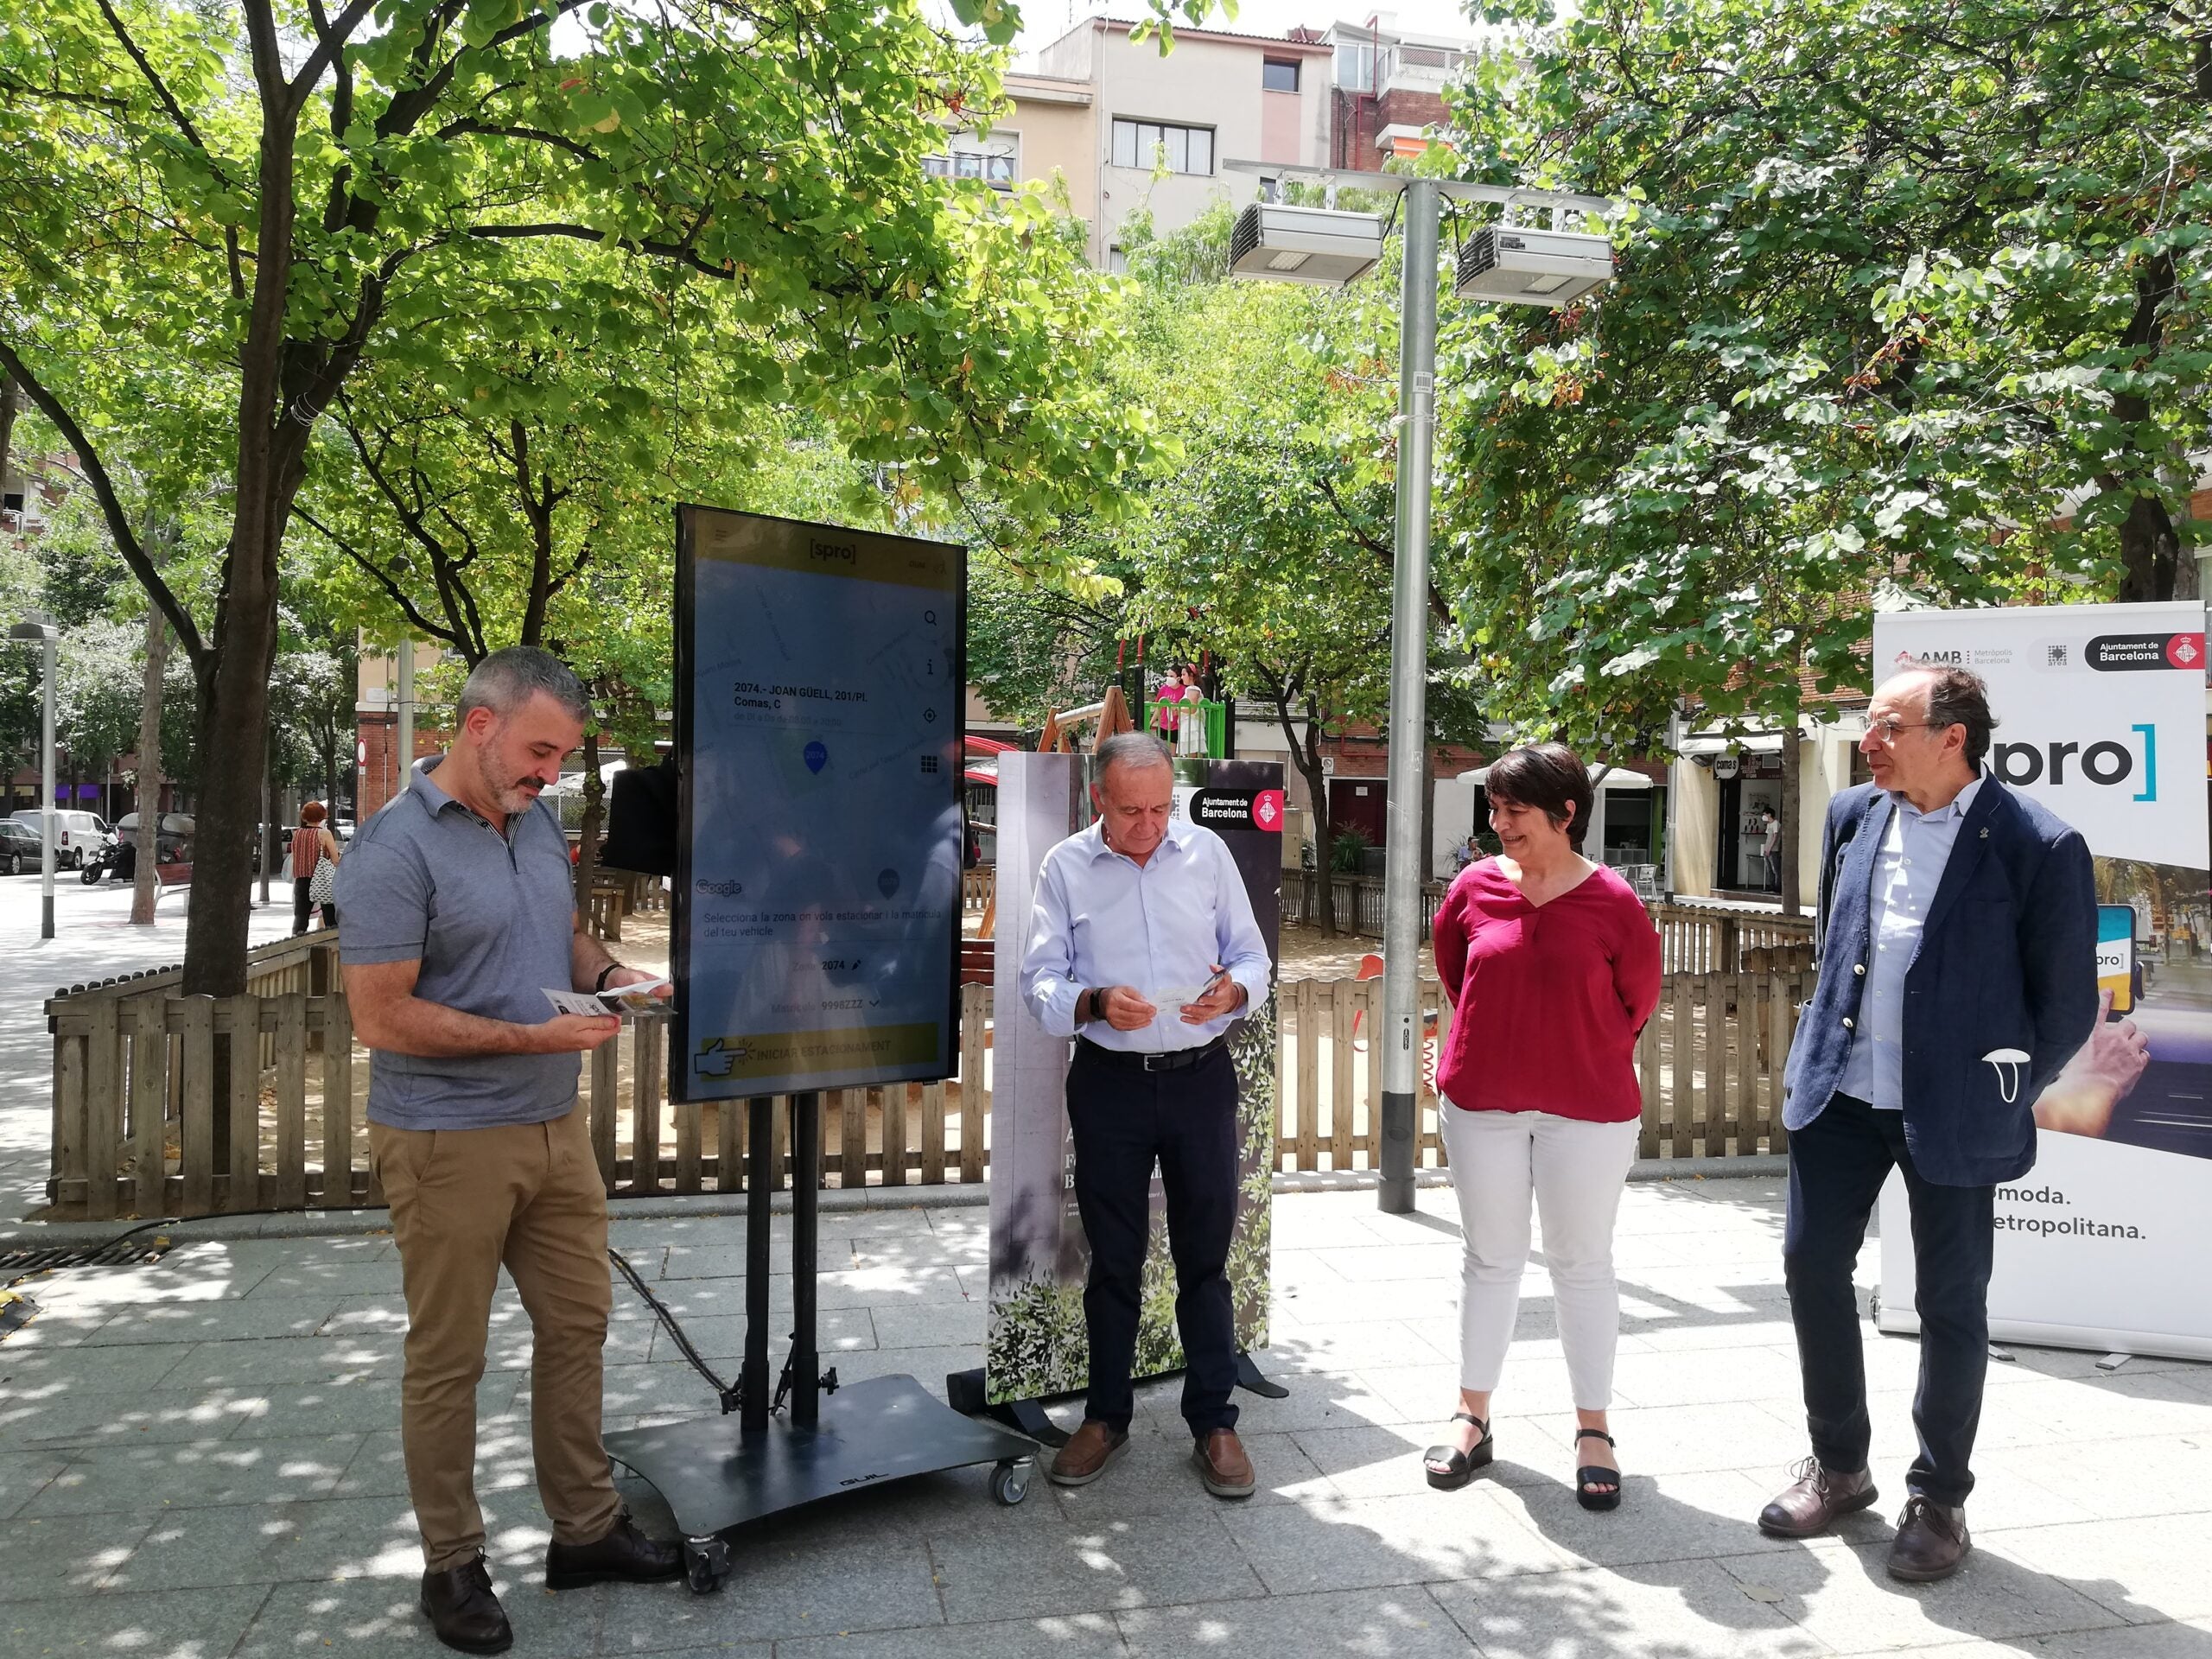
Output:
(919, 755), (940, 774)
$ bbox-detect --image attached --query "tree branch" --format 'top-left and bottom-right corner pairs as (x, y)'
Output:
(293, 505), (466, 651)
(0, 339), (207, 667)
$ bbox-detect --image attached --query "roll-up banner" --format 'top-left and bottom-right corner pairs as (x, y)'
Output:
(671, 505), (965, 1102)
(984, 753), (1281, 1406)
(1872, 602), (2212, 1359)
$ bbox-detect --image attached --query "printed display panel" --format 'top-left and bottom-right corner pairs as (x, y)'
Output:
(673, 505), (963, 1101)
(1872, 602), (2212, 1360)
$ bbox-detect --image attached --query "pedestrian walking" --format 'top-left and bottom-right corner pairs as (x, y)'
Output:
(1759, 662), (2096, 1581)
(1421, 743), (1662, 1510)
(1019, 731), (1274, 1498)
(290, 801), (342, 933)
(335, 646), (680, 1654)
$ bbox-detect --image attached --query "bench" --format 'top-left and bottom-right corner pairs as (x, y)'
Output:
(959, 938), (994, 987)
(152, 859), (193, 903)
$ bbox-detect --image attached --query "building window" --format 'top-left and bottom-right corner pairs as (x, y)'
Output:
(1262, 58), (1300, 92)
(1105, 245), (1128, 273)
(925, 134), (1019, 189)
(1109, 118), (1214, 175)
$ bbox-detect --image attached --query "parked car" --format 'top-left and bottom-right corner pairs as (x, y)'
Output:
(6, 809), (111, 870)
(0, 818), (45, 875)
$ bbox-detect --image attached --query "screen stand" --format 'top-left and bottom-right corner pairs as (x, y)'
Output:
(604, 1095), (1040, 1592)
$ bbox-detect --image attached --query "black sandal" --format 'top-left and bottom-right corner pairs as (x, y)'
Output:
(1421, 1413), (1493, 1491)
(1575, 1428), (1621, 1511)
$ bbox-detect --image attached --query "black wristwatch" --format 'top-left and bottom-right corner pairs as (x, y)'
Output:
(1078, 988), (1098, 1025)
(595, 962), (623, 993)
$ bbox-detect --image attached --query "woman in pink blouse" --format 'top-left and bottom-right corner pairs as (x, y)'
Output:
(1420, 743), (1662, 1510)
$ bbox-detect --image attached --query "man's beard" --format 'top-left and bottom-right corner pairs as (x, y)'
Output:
(493, 777), (543, 816)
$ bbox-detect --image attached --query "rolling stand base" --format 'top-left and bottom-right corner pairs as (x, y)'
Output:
(605, 1375), (1039, 1592)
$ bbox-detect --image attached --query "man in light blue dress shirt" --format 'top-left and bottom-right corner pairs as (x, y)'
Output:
(1020, 732), (1274, 1497)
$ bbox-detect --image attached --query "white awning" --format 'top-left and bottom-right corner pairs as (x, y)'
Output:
(1676, 734), (1784, 758)
(1459, 764), (1653, 790)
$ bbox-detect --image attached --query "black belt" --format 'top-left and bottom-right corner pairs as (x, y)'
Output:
(1074, 1034), (1227, 1073)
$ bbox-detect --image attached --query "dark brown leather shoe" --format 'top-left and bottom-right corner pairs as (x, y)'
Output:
(1047, 1420), (1129, 1486)
(1887, 1495), (1970, 1582)
(1757, 1457), (1878, 1537)
(544, 1513), (683, 1589)
(421, 1552), (512, 1655)
(1193, 1427), (1255, 1498)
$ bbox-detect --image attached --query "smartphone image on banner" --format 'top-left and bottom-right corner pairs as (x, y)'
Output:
(2096, 905), (2136, 1014)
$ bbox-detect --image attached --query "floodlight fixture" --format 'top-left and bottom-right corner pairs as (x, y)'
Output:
(1452, 225), (1615, 308)
(1229, 203), (1386, 287)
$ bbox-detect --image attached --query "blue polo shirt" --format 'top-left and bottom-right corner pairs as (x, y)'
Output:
(334, 756), (581, 1130)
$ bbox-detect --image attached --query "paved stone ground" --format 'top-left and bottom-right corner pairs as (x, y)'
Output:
(3, 1178), (2209, 1658)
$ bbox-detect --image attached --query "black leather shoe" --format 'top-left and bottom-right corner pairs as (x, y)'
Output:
(421, 1553), (512, 1655)
(544, 1513), (684, 1590)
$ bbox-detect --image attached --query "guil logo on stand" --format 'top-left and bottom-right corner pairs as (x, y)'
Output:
(1990, 723), (2157, 802)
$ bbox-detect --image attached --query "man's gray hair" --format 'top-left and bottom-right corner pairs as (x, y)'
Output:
(1096, 731), (1173, 783)
(1897, 658), (1998, 769)
(457, 646), (590, 724)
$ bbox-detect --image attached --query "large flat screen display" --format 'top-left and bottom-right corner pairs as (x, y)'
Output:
(673, 505), (964, 1101)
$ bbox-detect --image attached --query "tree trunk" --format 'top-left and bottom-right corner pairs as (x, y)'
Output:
(1778, 723), (1802, 918)
(0, 373), (16, 521)
(573, 724), (603, 913)
(130, 612), (167, 925)
(2116, 491), (2183, 604)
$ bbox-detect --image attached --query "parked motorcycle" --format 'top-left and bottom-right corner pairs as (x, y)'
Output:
(78, 839), (121, 884)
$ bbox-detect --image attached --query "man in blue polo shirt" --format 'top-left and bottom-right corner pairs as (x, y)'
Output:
(336, 647), (678, 1655)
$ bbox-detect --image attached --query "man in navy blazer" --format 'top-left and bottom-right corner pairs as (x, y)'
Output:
(1758, 663), (2095, 1581)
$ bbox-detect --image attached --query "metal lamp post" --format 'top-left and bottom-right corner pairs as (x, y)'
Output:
(10, 616), (60, 939)
(1226, 163), (1618, 1213)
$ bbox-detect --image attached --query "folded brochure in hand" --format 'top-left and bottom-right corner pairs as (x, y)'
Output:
(543, 977), (673, 1018)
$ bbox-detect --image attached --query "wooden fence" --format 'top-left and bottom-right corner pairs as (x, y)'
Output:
(1285, 872), (1448, 938)
(1649, 900), (1815, 975)
(45, 940), (1807, 1219)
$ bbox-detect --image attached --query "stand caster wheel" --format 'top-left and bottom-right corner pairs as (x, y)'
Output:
(683, 1535), (732, 1595)
(990, 1457), (1033, 1506)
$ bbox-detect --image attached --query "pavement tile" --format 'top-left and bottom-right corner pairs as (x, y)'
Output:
(1117, 1585), (1477, 1656)
(1048, 1430), (1326, 1520)
(0, 1449), (67, 1518)
(317, 1294), (415, 1337)
(595, 1535), (943, 1648)
(16, 1259), (276, 1306)
(819, 1344), (982, 1392)
(1217, 1487), (1577, 1595)
(1974, 1431), (2212, 1522)
(228, 1374), (521, 1441)
(1991, 1515), (2212, 1624)
(101, 1499), (328, 1592)
(777, 1611), (1122, 1659)
(928, 1511), (1265, 1624)
(0, 1583), (270, 1659)
(1431, 1555), (1825, 1658)
(242, 1261), (407, 1299)
(1607, 1344), (1808, 1410)
(156, 1334), (404, 1392)
(1484, 1466), (1799, 1571)
(0, 1339), (195, 1397)
(0, 1507), (156, 1600)
(75, 1295), (340, 1345)
(25, 1434), (359, 1516)
(6, 1385), (268, 1448)
(1713, 1535), (2133, 1653)
(234, 1571), (605, 1658)
(869, 1300), (986, 1350)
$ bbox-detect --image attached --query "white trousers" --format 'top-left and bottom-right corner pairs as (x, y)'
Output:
(1439, 1103), (1642, 1410)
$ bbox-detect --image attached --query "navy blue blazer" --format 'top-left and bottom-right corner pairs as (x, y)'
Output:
(1781, 775), (2098, 1186)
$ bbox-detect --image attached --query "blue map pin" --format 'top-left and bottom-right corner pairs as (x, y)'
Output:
(877, 868), (900, 899)
(804, 741), (827, 774)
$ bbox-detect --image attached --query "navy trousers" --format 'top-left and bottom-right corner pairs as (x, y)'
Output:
(1065, 1041), (1242, 1439)
(1783, 1091), (1996, 1507)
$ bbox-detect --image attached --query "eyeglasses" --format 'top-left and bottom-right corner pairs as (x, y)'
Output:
(1865, 718), (1942, 746)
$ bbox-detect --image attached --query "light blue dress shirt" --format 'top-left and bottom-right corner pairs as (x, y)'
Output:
(1838, 777), (1983, 1110)
(1020, 817), (1274, 1052)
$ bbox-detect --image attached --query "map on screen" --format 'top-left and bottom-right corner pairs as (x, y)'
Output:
(672, 505), (964, 1100)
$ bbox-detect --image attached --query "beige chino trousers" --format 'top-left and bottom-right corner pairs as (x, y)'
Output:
(369, 1103), (621, 1572)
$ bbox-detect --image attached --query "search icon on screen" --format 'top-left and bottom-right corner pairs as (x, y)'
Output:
(924, 609), (937, 624)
